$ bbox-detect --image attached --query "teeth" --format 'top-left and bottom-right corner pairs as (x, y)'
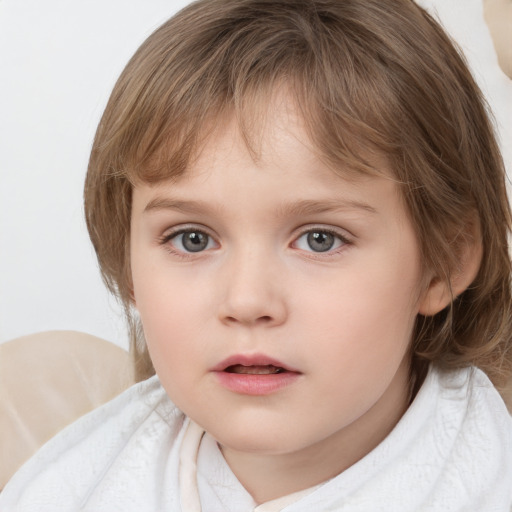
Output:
(226, 364), (283, 375)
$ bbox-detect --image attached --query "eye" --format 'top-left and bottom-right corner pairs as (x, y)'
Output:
(294, 229), (346, 253)
(168, 229), (216, 253)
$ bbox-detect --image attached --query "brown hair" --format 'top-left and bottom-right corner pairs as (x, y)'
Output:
(84, 0), (512, 389)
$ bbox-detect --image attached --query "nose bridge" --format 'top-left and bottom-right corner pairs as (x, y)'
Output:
(219, 241), (287, 327)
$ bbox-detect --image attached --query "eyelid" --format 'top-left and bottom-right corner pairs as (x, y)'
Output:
(294, 224), (353, 242)
(159, 223), (216, 242)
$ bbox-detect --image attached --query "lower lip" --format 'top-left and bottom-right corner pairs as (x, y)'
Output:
(214, 371), (301, 395)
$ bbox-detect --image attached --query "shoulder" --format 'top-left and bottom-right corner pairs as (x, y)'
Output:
(435, 365), (511, 417)
(429, 366), (512, 497)
(430, 365), (512, 433)
(0, 376), (186, 511)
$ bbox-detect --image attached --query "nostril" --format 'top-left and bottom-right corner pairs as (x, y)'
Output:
(225, 315), (273, 324)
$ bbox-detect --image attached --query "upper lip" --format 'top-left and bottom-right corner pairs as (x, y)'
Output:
(211, 353), (301, 373)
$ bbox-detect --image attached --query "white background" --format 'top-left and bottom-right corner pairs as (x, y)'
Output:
(1, 0), (511, 348)
(0, 0), (190, 348)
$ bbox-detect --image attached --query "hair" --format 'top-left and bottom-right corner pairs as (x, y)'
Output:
(84, 0), (512, 391)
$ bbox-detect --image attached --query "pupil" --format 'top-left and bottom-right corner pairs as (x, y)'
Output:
(307, 231), (334, 252)
(183, 232), (208, 252)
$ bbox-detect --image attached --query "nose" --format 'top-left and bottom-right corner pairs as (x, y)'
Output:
(217, 248), (288, 328)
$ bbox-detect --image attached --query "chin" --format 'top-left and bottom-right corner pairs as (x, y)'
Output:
(209, 422), (318, 456)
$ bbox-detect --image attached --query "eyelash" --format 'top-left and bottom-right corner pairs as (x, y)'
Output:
(158, 225), (353, 259)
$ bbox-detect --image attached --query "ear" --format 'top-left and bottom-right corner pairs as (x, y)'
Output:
(418, 225), (483, 316)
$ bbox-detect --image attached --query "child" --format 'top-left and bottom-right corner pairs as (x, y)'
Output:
(1, 0), (511, 510)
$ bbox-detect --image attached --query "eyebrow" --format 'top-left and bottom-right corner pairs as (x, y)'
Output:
(277, 199), (377, 217)
(144, 198), (218, 215)
(143, 197), (377, 216)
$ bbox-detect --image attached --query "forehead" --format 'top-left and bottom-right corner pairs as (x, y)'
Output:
(129, 82), (391, 190)
(144, 87), (390, 185)
(131, 92), (404, 226)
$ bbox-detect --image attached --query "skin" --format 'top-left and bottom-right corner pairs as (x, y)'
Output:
(130, 94), (439, 503)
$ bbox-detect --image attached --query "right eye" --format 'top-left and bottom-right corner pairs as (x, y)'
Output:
(167, 229), (216, 253)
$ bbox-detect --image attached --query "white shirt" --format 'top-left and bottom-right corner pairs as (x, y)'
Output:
(1, 366), (511, 511)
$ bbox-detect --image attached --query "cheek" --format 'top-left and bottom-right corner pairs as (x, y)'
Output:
(297, 259), (420, 366)
(296, 279), (416, 421)
(132, 267), (210, 369)
(133, 256), (210, 325)
(137, 300), (208, 404)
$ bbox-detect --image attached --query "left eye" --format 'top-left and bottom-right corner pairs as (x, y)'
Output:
(169, 230), (215, 253)
(294, 230), (345, 253)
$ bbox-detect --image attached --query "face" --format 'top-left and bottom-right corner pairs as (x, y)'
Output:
(130, 95), (428, 472)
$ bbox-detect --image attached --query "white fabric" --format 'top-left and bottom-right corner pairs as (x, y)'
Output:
(192, 423), (321, 511)
(1, 366), (511, 511)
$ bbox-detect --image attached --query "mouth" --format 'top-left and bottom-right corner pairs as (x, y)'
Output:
(212, 353), (300, 374)
(212, 354), (301, 395)
(224, 364), (286, 375)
